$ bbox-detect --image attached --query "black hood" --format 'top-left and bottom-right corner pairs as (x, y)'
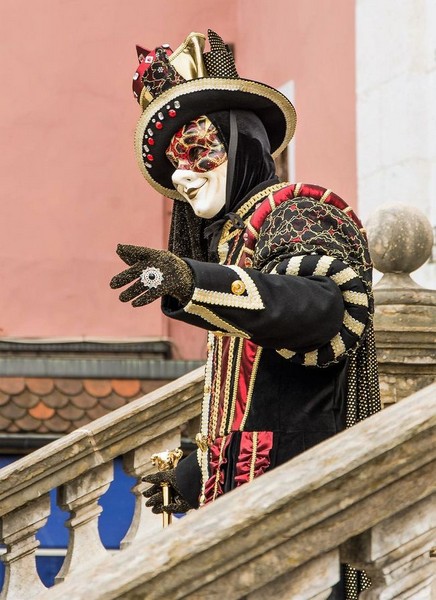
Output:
(168, 109), (278, 262)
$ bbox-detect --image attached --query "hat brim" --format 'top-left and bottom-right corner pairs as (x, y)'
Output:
(134, 78), (297, 199)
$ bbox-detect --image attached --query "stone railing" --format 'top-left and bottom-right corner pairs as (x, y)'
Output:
(35, 382), (435, 600)
(0, 366), (204, 600)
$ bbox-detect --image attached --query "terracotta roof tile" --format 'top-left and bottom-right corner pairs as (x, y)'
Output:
(0, 391), (11, 406)
(0, 377), (170, 437)
(0, 378), (26, 395)
(111, 380), (141, 398)
(29, 402), (56, 421)
(44, 414), (71, 433)
(141, 380), (170, 394)
(15, 414), (41, 431)
(5, 423), (19, 433)
(26, 378), (55, 395)
(43, 391), (70, 409)
(2, 402), (26, 420)
(74, 416), (94, 429)
(0, 415), (12, 430)
(55, 379), (83, 395)
(71, 392), (98, 410)
(83, 379), (112, 398)
(13, 391), (40, 409)
(57, 404), (85, 422)
(100, 394), (128, 411)
(86, 403), (109, 421)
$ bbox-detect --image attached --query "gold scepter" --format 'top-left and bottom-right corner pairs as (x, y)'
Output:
(150, 448), (183, 528)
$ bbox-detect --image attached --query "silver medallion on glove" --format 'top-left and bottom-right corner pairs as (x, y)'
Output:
(140, 267), (164, 289)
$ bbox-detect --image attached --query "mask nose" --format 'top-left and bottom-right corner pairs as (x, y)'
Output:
(171, 169), (199, 189)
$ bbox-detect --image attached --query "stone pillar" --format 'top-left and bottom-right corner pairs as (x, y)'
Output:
(0, 495), (50, 599)
(366, 203), (436, 405)
(55, 462), (113, 583)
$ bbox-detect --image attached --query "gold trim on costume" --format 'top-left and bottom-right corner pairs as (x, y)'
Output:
(313, 255), (334, 276)
(268, 193), (276, 211)
(342, 290), (369, 306)
(219, 182), (289, 244)
(319, 188), (332, 203)
(217, 242), (229, 264)
(212, 436), (228, 501)
(330, 267), (358, 286)
(246, 222), (259, 239)
(277, 348), (296, 359)
(249, 431), (259, 482)
(219, 338), (236, 437)
(184, 302), (250, 337)
(293, 182), (303, 197)
(285, 255), (304, 276)
(330, 333), (346, 358)
(239, 347), (263, 431)
(192, 266), (264, 310)
(210, 336), (223, 439)
(304, 350), (319, 366)
(227, 339), (243, 430)
(343, 311), (366, 336)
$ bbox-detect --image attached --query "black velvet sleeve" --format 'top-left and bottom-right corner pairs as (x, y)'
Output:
(174, 450), (202, 509)
(162, 258), (345, 353)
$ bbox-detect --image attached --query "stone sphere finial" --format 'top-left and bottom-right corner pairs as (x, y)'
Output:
(366, 203), (434, 290)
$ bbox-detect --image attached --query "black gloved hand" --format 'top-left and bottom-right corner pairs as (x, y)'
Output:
(110, 244), (194, 307)
(142, 469), (192, 514)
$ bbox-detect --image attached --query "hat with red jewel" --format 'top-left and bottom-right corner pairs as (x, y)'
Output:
(133, 30), (297, 199)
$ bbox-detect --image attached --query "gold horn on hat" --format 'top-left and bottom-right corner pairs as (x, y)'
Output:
(169, 32), (208, 80)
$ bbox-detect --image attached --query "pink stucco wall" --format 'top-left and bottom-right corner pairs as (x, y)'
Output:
(0, 1), (355, 358)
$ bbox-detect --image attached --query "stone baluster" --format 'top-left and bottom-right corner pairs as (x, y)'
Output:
(54, 462), (113, 584)
(0, 494), (50, 599)
(342, 494), (436, 599)
(120, 428), (182, 548)
(366, 203), (436, 405)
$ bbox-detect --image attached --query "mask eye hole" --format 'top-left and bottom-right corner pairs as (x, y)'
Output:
(188, 146), (205, 164)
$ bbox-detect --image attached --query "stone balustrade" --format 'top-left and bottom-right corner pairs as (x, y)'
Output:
(0, 366), (204, 599)
(32, 382), (435, 600)
(366, 203), (436, 405)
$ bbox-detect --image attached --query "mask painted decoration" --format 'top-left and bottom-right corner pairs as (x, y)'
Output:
(166, 116), (228, 219)
(166, 116), (227, 172)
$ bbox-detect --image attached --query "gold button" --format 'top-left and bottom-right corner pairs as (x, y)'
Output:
(204, 385), (211, 393)
(231, 280), (246, 295)
(244, 257), (253, 268)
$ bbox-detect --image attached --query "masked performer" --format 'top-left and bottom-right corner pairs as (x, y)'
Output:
(111, 30), (380, 598)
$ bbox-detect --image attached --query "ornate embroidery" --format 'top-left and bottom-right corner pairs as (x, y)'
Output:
(184, 301), (250, 337)
(192, 265), (264, 310)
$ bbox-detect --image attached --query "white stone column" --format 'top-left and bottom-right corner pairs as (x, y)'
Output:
(55, 462), (113, 583)
(356, 0), (436, 288)
(0, 494), (50, 599)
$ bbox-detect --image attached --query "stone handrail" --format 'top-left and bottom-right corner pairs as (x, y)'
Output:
(39, 382), (436, 600)
(0, 366), (204, 599)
